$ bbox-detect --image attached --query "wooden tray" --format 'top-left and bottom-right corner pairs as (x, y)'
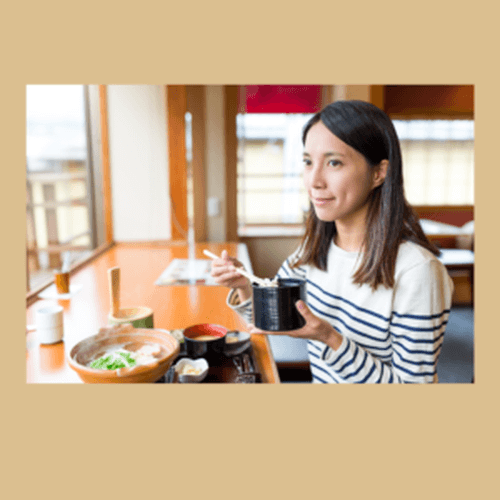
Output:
(156, 343), (262, 383)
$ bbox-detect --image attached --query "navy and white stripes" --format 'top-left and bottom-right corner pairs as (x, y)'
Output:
(228, 240), (454, 384)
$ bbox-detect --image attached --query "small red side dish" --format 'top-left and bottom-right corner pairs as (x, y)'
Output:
(183, 324), (228, 359)
(183, 324), (228, 339)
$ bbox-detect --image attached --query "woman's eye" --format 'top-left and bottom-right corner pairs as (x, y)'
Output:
(328, 159), (341, 167)
(302, 158), (312, 167)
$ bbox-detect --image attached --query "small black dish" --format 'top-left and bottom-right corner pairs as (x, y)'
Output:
(183, 323), (227, 361)
(223, 331), (251, 357)
(252, 278), (307, 331)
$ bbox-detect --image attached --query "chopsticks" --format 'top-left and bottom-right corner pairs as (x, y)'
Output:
(203, 250), (224, 261)
(203, 249), (268, 287)
(232, 355), (258, 383)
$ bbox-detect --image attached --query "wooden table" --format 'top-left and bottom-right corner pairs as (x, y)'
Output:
(26, 242), (280, 383)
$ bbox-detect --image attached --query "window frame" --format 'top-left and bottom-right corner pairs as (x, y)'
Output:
(26, 84), (112, 301)
(230, 86), (328, 236)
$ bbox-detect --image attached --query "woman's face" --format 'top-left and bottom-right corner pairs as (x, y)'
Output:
(303, 121), (382, 227)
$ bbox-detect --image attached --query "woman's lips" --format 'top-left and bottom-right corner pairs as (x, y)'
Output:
(312, 197), (334, 206)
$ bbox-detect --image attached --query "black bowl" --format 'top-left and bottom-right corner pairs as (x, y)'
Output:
(252, 278), (307, 331)
(183, 323), (228, 360)
(224, 331), (251, 357)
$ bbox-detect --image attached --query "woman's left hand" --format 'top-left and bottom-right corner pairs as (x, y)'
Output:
(247, 300), (343, 350)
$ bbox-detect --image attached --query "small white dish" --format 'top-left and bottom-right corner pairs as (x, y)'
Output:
(39, 283), (83, 300)
(174, 358), (209, 383)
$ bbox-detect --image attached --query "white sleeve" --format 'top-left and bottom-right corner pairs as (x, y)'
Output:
(319, 259), (454, 383)
(226, 288), (253, 324)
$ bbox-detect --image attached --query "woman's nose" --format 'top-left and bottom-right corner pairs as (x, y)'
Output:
(310, 166), (326, 188)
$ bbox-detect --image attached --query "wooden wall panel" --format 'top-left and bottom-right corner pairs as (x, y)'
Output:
(167, 85), (188, 240)
(384, 85), (474, 117)
(224, 85), (239, 242)
(99, 85), (113, 244)
(370, 85), (385, 110)
(414, 205), (474, 227)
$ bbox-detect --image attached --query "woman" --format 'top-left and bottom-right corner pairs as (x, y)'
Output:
(211, 100), (454, 383)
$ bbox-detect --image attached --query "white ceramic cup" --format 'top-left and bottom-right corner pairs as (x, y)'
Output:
(35, 305), (64, 344)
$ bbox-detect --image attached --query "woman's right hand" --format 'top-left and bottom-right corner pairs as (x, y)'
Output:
(209, 250), (252, 299)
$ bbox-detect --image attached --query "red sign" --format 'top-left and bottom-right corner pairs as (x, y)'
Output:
(243, 85), (322, 113)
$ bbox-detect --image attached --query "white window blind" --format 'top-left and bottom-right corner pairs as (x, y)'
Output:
(394, 120), (474, 205)
(236, 116), (474, 231)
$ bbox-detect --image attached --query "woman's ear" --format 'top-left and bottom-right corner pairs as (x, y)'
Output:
(372, 159), (389, 188)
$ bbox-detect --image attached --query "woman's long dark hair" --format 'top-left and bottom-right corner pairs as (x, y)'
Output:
(292, 100), (439, 290)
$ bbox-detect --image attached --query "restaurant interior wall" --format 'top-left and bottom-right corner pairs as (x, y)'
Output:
(106, 85), (171, 242)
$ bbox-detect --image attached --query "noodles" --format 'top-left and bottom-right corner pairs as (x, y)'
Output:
(262, 278), (279, 287)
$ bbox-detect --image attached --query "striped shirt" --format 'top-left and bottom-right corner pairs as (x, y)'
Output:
(227, 240), (454, 384)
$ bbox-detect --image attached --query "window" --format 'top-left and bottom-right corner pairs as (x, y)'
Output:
(393, 119), (474, 205)
(236, 115), (474, 233)
(236, 85), (322, 231)
(26, 85), (103, 292)
(237, 113), (313, 227)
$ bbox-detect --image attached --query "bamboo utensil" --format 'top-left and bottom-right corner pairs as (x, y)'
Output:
(108, 267), (120, 317)
(107, 267), (154, 328)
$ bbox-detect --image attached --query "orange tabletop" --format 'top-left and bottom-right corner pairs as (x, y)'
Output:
(26, 242), (281, 384)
